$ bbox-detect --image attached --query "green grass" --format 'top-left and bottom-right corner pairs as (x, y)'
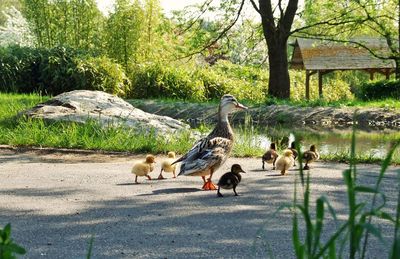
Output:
(0, 92), (399, 164)
(0, 93), (194, 155)
(285, 132), (400, 258)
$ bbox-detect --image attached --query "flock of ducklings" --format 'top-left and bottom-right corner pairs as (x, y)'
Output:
(131, 143), (320, 197)
(262, 142), (320, 175)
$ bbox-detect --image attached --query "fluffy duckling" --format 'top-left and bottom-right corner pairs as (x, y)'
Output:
(289, 141), (299, 166)
(303, 144), (320, 170)
(158, 151), (177, 179)
(217, 164), (246, 197)
(262, 142), (278, 170)
(275, 149), (295, 175)
(131, 155), (156, 184)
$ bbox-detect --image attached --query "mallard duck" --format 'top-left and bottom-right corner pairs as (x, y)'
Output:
(217, 164), (246, 197)
(172, 94), (247, 190)
(303, 144), (320, 170)
(131, 154), (156, 184)
(158, 151), (177, 179)
(289, 141), (298, 166)
(276, 149), (295, 175)
(262, 142), (278, 170)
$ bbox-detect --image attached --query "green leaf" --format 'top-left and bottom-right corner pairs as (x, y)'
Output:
(354, 186), (378, 194)
(361, 223), (385, 245)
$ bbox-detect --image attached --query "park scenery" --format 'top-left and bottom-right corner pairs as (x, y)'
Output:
(1, 0), (400, 258)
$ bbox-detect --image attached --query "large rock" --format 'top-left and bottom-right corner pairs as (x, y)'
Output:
(22, 90), (190, 134)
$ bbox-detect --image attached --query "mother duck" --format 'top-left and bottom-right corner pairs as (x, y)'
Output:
(172, 94), (247, 190)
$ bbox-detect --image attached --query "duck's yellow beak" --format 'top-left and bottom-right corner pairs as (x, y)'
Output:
(235, 102), (248, 110)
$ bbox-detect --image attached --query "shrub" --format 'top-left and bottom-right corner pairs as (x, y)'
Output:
(357, 79), (400, 101)
(0, 45), (130, 96)
(75, 56), (131, 96)
(290, 70), (354, 102)
(128, 62), (205, 100)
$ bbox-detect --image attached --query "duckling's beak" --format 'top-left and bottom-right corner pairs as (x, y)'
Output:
(241, 169), (246, 174)
(235, 102), (248, 110)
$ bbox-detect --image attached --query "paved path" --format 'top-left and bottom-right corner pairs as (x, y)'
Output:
(0, 148), (399, 258)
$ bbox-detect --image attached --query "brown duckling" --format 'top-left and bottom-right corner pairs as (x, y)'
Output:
(217, 164), (246, 197)
(131, 155), (156, 184)
(289, 141), (298, 166)
(303, 145), (320, 170)
(158, 151), (177, 179)
(262, 142), (278, 170)
(276, 149), (295, 175)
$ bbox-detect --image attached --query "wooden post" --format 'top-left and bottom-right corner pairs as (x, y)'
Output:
(305, 70), (310, 100)
(370, 71), (374, 80)
(318, 71), (323, 98)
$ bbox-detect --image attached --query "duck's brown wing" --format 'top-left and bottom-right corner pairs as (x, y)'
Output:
(177, 137), (232, 176)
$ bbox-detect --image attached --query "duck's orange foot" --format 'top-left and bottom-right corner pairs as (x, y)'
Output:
(158, 175), (165, 180)
(202, 180), (217, 190)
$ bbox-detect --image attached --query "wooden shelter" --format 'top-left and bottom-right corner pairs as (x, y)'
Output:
(290, 38), (395, 99)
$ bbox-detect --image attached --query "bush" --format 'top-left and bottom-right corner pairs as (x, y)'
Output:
(128, 60), (268, 102)
(0, 45), (130, 96)
(290, 70), (354, 102)
(128, 62), (205, 100)
(356, 79), (400, 101)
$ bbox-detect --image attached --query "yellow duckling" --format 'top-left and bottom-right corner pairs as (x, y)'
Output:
(303, 144), (320, 170)
(262, 142), (278, 170)
(131, 154), (156, 184)
(275, 149), (295, 175)
(158, 151), (177, 179)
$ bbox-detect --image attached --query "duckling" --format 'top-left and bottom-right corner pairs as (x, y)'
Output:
(275, 149), (295, 175)
(217, 164), (246, 197)
(262, 142), (278, 170)
(289, 141), (299, 166)
(131, 154), (156, 184)
(303, 144), (320, 170)
(158, 151), (177, 179)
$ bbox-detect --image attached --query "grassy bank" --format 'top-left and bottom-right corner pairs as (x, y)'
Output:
(0, 92), (399, 164)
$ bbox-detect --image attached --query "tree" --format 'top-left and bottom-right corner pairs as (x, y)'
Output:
(0, 6), (35, 47)
(297, 0), (400, 79)
(21, 0), (104, 50)
(252, 0), (299, 99)
(105, 0), (143, 68)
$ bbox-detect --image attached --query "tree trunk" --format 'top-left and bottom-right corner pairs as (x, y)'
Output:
(267, 39), (291, 99)
(395, 58), (400, 79)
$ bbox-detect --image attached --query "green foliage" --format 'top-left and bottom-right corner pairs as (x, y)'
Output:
(105, 0), (143, 68)
(0, 224), (26, 258)
(128, 60), (267, 102)
(128, 62), (205, 100)
(287, 133), (400, 258)
(75, 56), (131, 96)
(357, 79), (400, 101)
(290, 70), (355, 102)
(0, 45), (130, 96)
(21, 0), (104, 50)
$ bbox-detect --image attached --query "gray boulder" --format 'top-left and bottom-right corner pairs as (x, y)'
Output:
(22, 90), (190, 134)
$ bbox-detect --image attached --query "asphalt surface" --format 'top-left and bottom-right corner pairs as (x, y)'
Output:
(0, 148), (399, 258)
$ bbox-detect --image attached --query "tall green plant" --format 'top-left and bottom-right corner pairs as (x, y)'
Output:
(22, 0), (104, 50)
(105, 0), (143, 68)
(289, 134), (400, 258)
(0, 224), (26, 258)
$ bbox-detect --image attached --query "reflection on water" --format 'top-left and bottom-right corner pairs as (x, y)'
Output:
(233, 125), (399, 161)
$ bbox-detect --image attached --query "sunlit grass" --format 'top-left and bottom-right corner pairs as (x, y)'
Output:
(0, 92), (399, 164)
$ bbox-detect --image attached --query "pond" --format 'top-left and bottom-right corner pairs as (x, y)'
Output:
(192, 121), (400, 163)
